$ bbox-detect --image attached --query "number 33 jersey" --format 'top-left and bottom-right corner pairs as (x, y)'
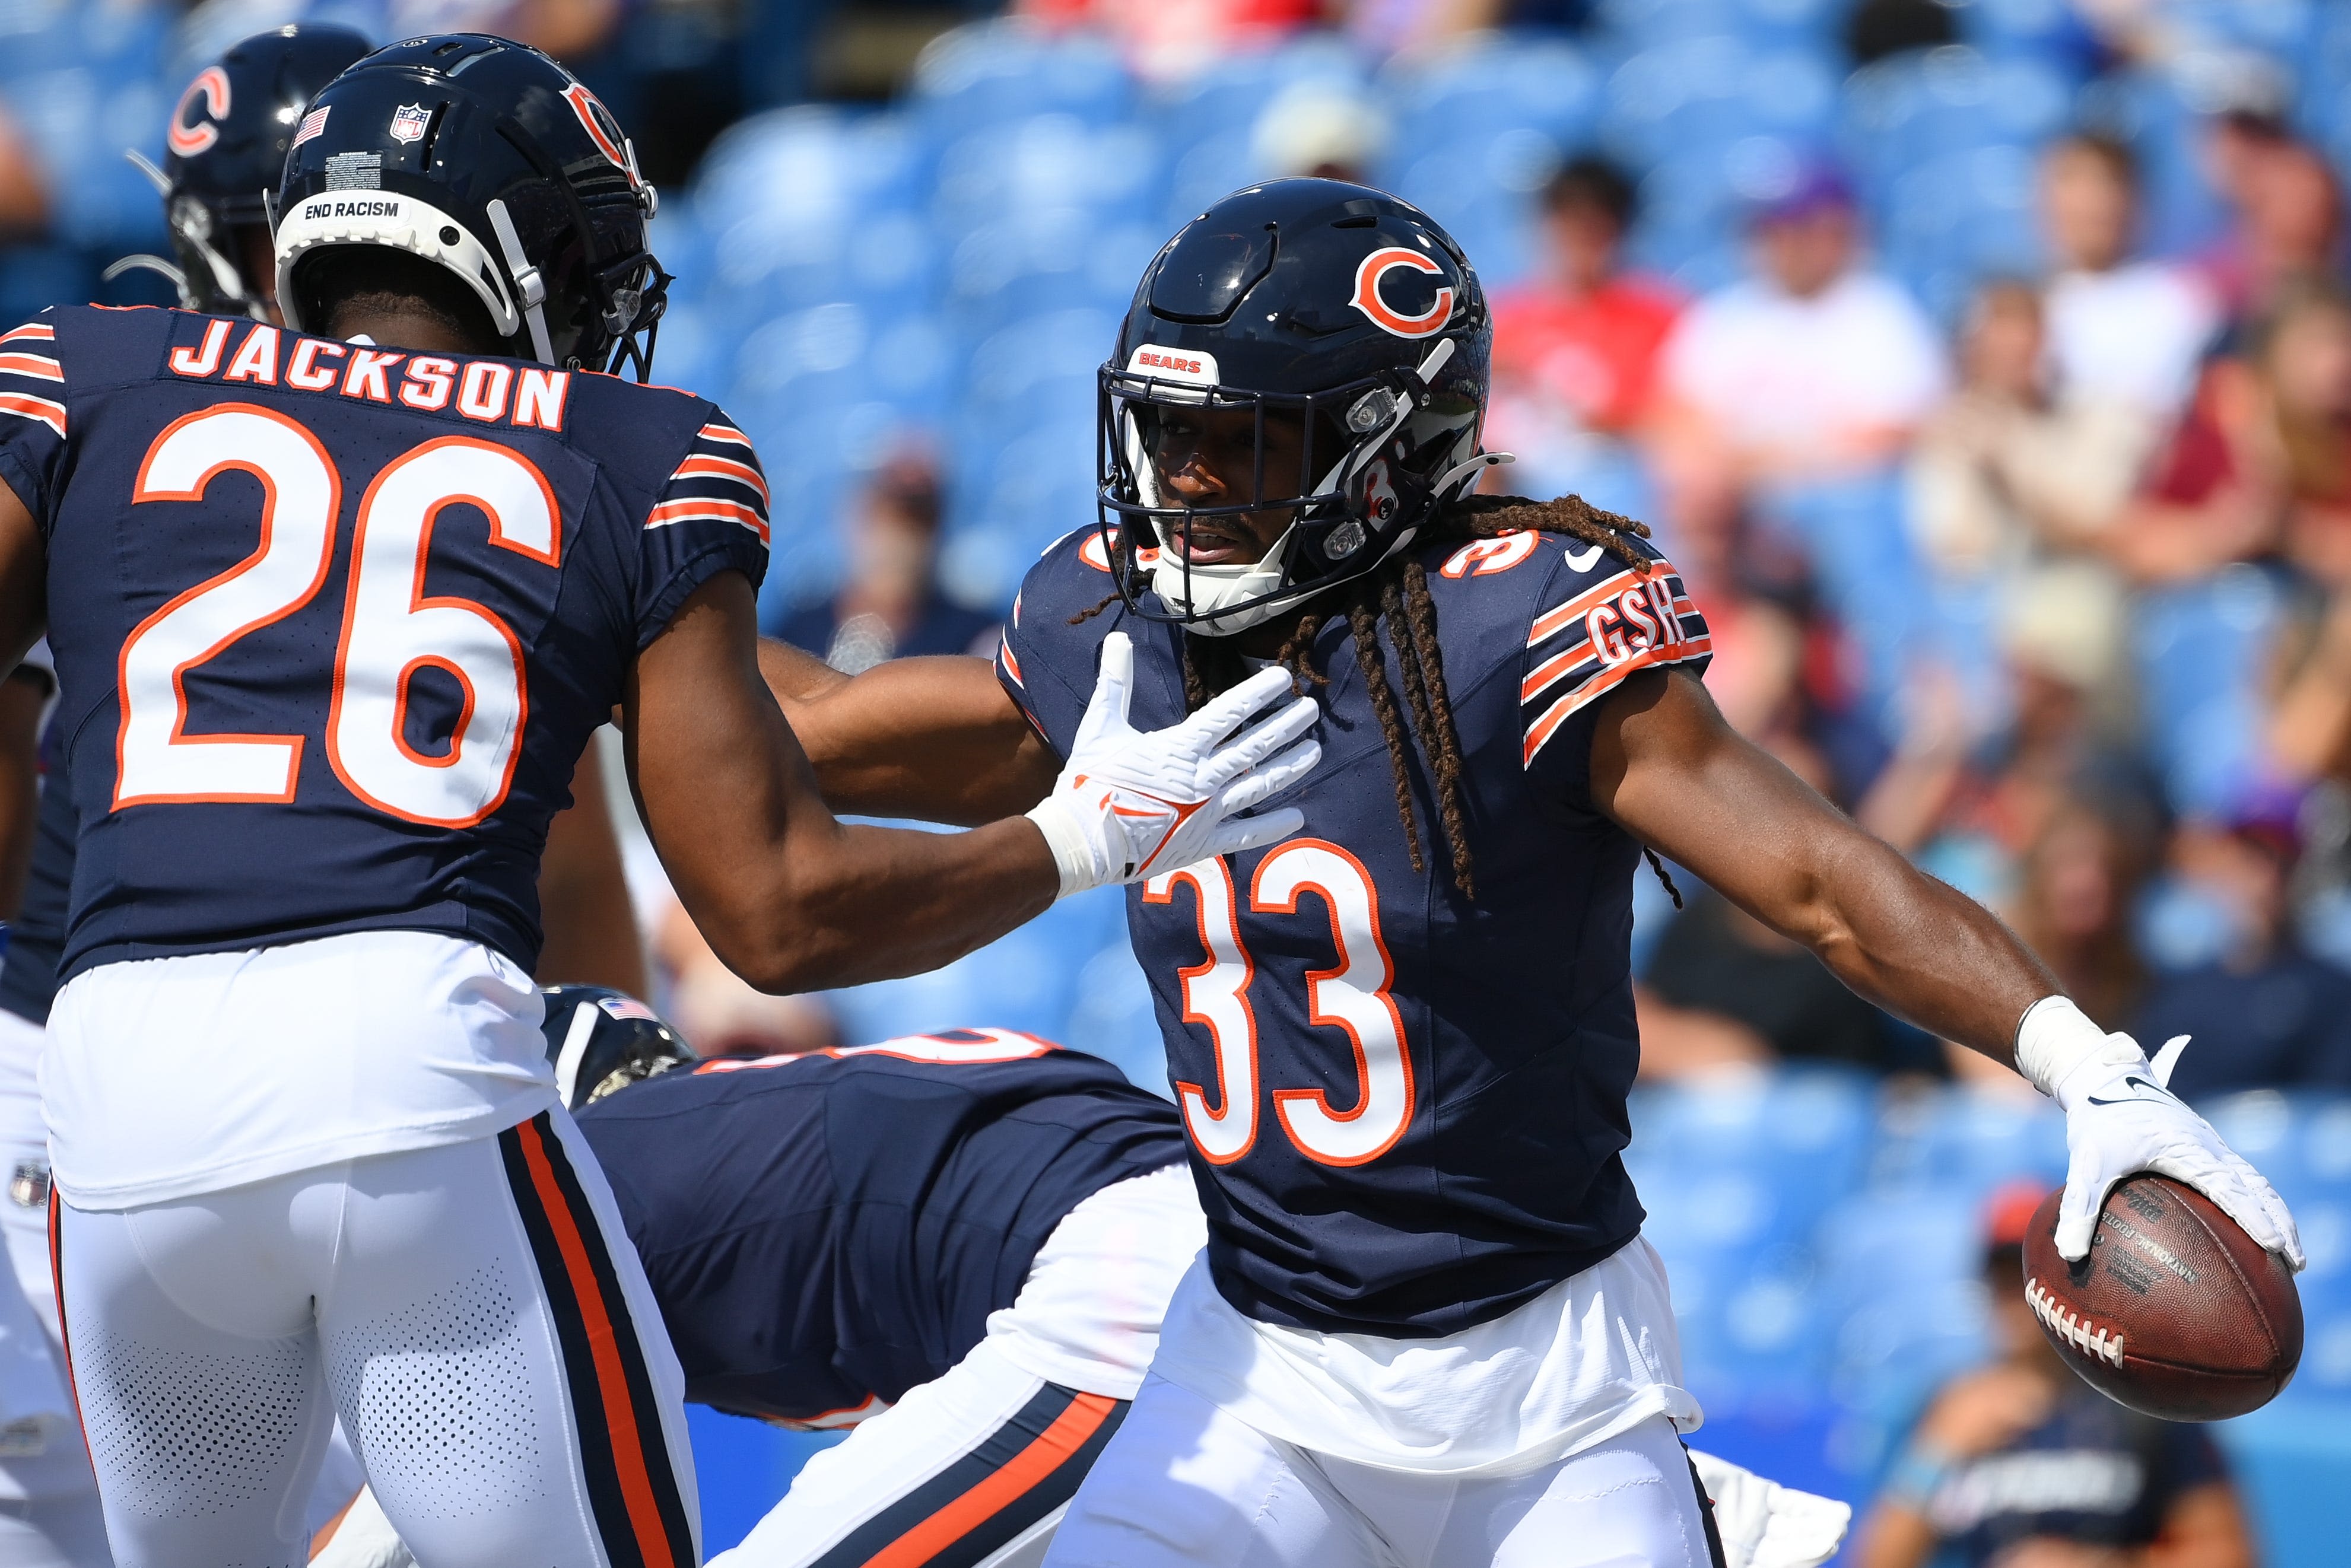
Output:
(0, 306), (770, 981)
(1000, 524), (1711, 1338)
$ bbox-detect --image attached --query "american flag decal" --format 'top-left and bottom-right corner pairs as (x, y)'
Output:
(292, 106), (329, 148)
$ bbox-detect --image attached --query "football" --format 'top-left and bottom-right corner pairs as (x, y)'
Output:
(2022, 1175), (2302, 1422)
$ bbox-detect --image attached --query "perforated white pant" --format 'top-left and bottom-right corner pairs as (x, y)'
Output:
(1042, 1381), (1720, 1568)
(52, 1113), (698, 1568)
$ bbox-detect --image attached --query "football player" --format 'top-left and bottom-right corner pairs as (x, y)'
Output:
(0, 37), (1316, 1568)
(313, 991), (1849, 1568)
(760, 179), (2304, 1567)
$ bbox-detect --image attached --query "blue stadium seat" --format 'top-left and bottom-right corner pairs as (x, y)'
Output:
(1869, 1086), (2065, 1195)
(1599, 37), (1835, 170)
(1376, 34), (1606, 287)
(1627, 1068), (1877, 1265)
(1597, 0), (1840, 50)
(2084, 65), (2234, 260)
(910, 23), (1133, 139)
(821, 878), (1124, 1047)
(1838, 47), (2072, 216)
(1152, 34), (1368, 161)
(685, 1404), (841, 1554)
(2131, 566), (2286, 819)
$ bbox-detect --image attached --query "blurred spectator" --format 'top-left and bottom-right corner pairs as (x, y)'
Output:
(2133, 807), (2351, 1101)
(2038, 134), (2217, 419)
(1937, 793), (2158, 1089)
(1853, 1184), (2255, 1568)
(1907, 281), (2155, 577)
(2267, 580), (2351, 785)
(1648, 464), (1814, 751)
(1341, 0), (1507, 61)
(772, 454), (1000, 674)
(0, 106), (46, 241)
(2118, 278), (2351, 585)
(1018, 0), (1318, 80)
(1638, 888), (1937, 1079)
(1251, 79), (1389, 183)
(1651, 161), (1946, 486)
(653, 896), (844, 1061)
(1842, 0), (1958, 67)
(1861, 567), (2139, 905)
(2198, 131), (2344, 333)
(1485, 156), (1681, 465)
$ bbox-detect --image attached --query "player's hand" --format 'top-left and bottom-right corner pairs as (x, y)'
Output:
(1024, 632), (1319, 896)
(2051, 1030), (2304, 1271)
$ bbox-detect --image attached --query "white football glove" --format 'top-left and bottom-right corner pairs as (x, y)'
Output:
(2018, 997), (2304, 1270)
(1025, 632), (1320, 896)
(1689, 1449), (1851, 1568)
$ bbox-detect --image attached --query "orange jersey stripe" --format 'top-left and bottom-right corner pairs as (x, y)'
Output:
(0, 324), (54, 345)
(0, 394), (64, 438)
(698, 422), (752, 447)
(1522, 637), (1713, 765)
(999, 633), (1024, 687)
(645, 497), (768, 542)
(515, 1120), (676, 1568)
(1527, 569), (1642, 647)
(670, 453), (770, 507)
(0, 353), (62, 381)
(864, 1392), (1119, 1568)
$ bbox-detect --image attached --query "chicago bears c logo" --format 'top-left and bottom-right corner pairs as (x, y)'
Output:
(167, 66), (230, 158)
(1351, 247), (1454, 339)
(561, 82), (642, 190)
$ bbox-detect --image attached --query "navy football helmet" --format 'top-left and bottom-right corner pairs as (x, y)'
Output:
(275, 33), (668, 377)
(1098, 179), (1497, 636)
(541, 987), (697, 1110)
(110, 24), (373, 317)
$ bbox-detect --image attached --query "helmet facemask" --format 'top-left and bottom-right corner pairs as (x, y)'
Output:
(1098, 336), (1480, 637)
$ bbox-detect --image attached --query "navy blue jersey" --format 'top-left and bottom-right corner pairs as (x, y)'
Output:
(1920, 1383), (2225, 1563)
(0, 708), (71, 1025)
(573, 1029), (1186, 1426)
(0, 307), (768, 979)
(999, 524), (1711, 1337)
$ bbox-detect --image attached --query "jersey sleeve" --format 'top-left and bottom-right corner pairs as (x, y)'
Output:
(1520, 542), (1711, 806)
(0, 316), (68, 525)
(633, 409), (771, 648)
(995, 529), (1122, 761)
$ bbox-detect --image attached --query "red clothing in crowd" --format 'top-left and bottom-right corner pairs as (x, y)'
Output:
(1489, 276), (1683, 435)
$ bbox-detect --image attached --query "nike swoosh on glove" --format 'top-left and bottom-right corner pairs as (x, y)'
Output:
(2024, 1001), (2304, 1270)
(1688, 1449), (1851, 1568)
(1024, 631), (1320, 896)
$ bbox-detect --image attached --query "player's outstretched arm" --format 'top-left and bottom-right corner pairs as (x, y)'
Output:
(762, 639), (1060, 825)
(1591, 667), (2304, 1271)
(627, 575), (1057, 990)
(628, 579), (1316, 991)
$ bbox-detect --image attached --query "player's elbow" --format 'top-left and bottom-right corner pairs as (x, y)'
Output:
(709, 933), (827, 995)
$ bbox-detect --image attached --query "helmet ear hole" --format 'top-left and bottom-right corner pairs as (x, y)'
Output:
(296, 246), (503, 355)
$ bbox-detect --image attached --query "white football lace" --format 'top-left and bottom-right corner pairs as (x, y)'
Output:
(2025, 1276), (2126, 1367)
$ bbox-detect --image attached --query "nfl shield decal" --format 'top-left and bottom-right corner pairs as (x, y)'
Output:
(389, 103), (430, 144)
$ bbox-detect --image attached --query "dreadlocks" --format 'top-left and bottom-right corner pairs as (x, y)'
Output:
(1074, 492), (1682, 905)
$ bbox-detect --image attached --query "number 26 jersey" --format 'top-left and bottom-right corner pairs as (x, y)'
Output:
(0, 305), (770, 982)
(1000, 524), (1711, 1339)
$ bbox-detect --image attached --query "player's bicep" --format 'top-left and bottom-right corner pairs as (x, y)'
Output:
(622, 573), (841, 947)
(1587, 667), (1869, 921)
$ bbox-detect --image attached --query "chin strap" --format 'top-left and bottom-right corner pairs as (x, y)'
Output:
(485, 198), (557, 365)
(1432, 451), (1513, 499)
